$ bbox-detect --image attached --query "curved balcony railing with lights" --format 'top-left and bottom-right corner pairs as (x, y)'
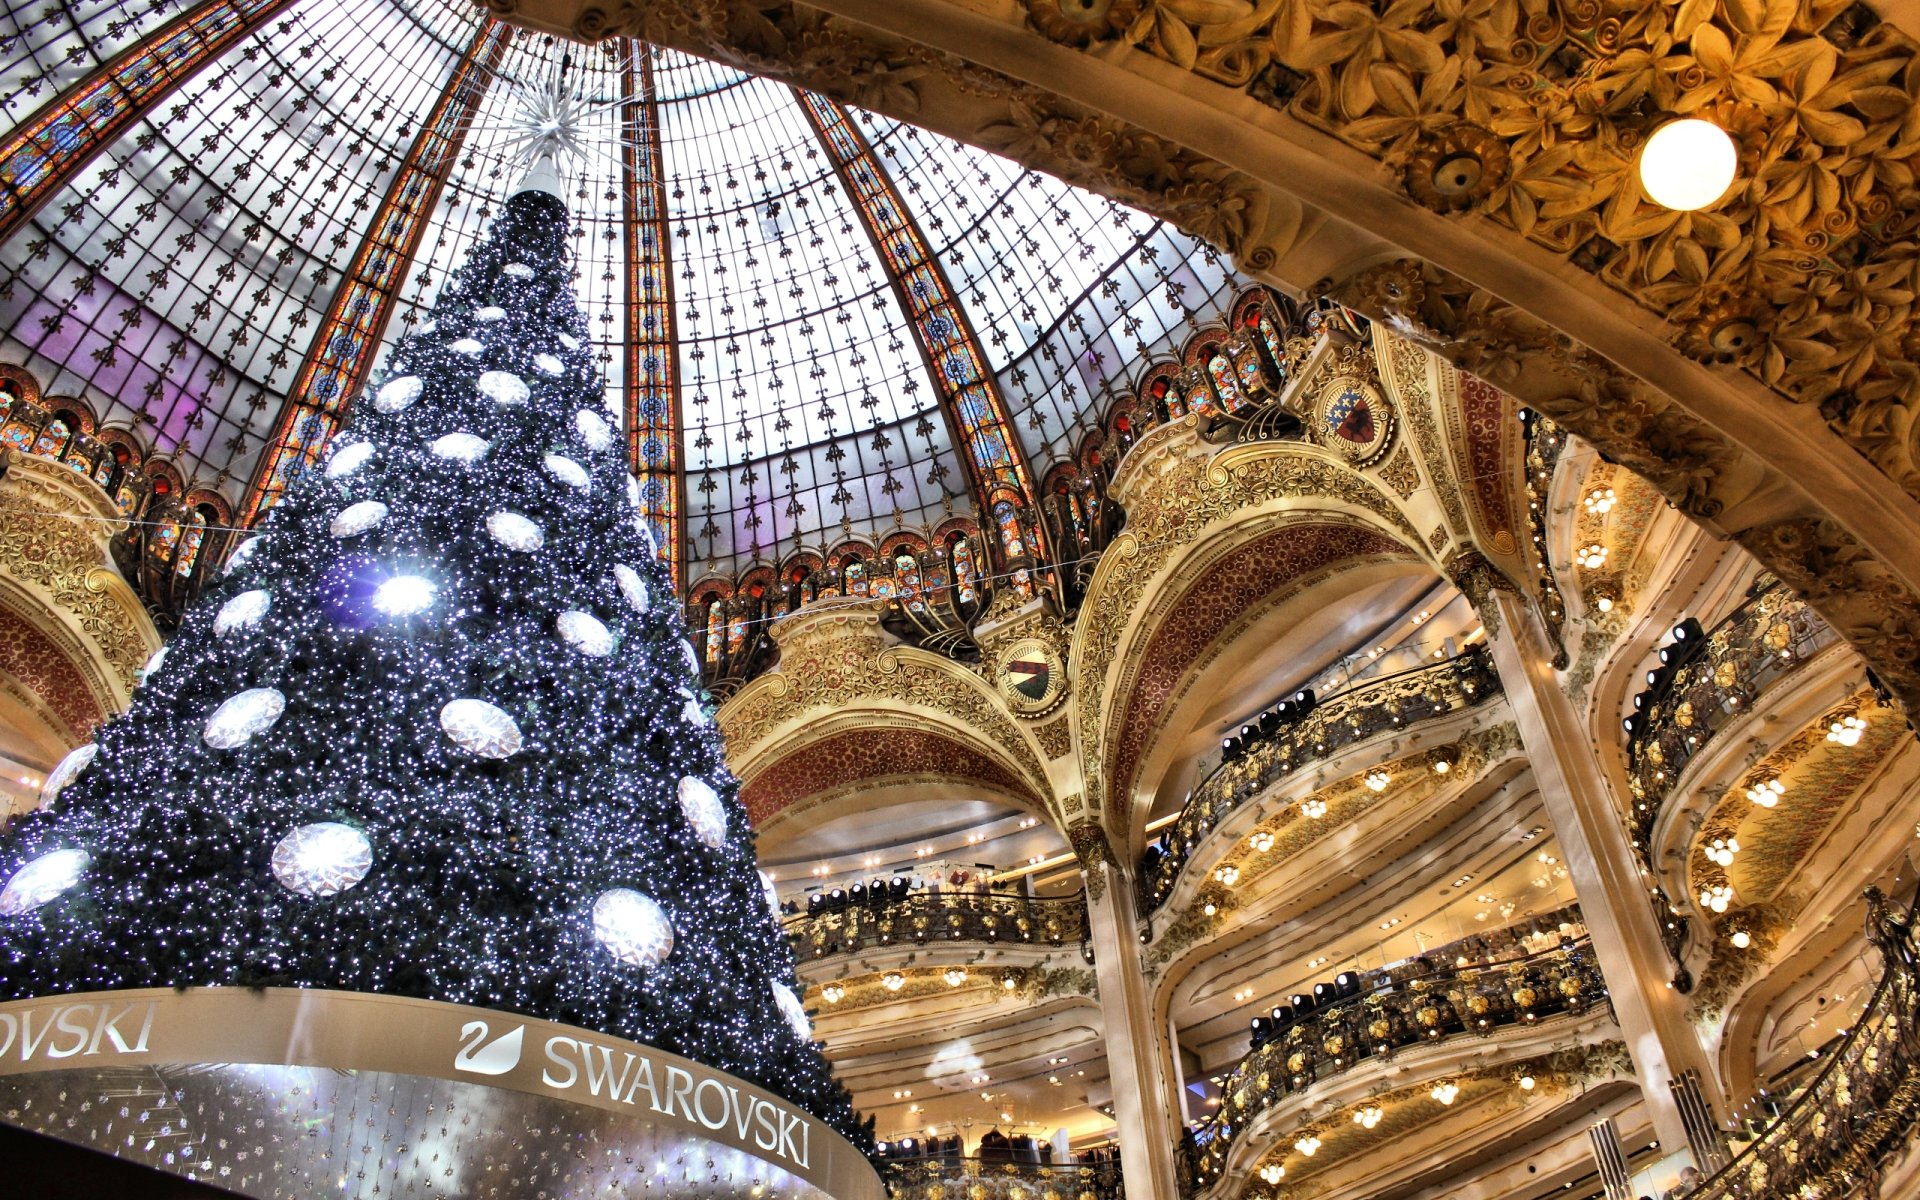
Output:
(784, 891), (1090, 960)
(1690, 887), (1920, 1200)
(1183, 937), (1610, 1193)
(882, 1156), (1122, 1200)
(1137, 649), (1502, 916)
(1624, 584), (1838, 861)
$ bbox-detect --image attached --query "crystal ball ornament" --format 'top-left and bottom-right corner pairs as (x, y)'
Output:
(556, 610), (613, 657)
(591, 888), (674, 967)
(478, 371), (529, 406)
(330, 500), (388, 539)
(223, 536), (261, 577)
(502, 262), (535, 280)
(544, 454), (590, 492)
(325, 441), (375, 479)
(534, 353), (564, 376)
(140, 645), (167, 681)
(574, 410), (613, 452)
(431, 432), (490, 463)
(449, 338), (484, 356)
(613, 564), (649, 613)
(39, 743), (97, 807)
(270, 822), (374, 897)
(760, 870), (781, 918)
(678, 777), (727, 848)
(487, 511), (544, 552)
(0, 848), (90, 916)
(558, 332), (581, 351)
(680, 640), (700, 675)
(375, 376), (423, 413)
(439, 699), (522, 758)
(214, 589), (272, 638)
(475, 306), (507, 322)
(203, 687), (287, 749)
(773, 983), (812, 1041)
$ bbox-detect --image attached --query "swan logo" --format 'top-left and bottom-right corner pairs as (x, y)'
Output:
(454, 1020), (525, 1076)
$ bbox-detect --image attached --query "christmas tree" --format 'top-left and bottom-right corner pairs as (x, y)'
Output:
(0, 159), (868, 1149)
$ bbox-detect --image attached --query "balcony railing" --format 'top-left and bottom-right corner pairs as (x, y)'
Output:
(1625, 584), (1837, 858)
(1184, 937), (1610, 1192)
(1138, 649), (1502, 915)
(784, 891), (1089, 959)
(883, 1156), (1122, 1200)
(1691, 886), (1920, 1199)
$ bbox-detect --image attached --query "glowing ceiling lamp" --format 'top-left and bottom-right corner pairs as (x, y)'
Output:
(1638, 119), (1738, 211)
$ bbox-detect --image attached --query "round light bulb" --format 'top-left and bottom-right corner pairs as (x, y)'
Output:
(1638, 119), (1737, 211)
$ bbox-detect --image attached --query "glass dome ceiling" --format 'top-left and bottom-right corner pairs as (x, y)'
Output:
(0, 0), (1248, 581)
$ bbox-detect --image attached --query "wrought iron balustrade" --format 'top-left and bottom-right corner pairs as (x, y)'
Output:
(1184, 937), (1610, 1193)
(1690, 887), (1920, 1200)
(882, 1156), (1122, 1200)
(1624, 585), (1837, 859)
(1138, 649), (1502, 916)
(784, 891), (1089, 959)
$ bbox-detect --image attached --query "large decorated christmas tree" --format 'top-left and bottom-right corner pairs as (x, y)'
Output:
(0, 156), (867, 1152)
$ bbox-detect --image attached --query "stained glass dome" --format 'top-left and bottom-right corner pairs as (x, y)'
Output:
(0, 0), (1248, 582)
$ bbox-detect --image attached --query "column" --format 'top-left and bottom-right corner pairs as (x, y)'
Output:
(1080, 846), (1183, 1199)
(1482, 587), (1721, 1155)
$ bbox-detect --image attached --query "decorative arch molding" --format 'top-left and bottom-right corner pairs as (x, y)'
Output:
(0, 453), (162, 726)
(1067, 429), (1429, 836)
(0, 603), (102, 745)
(717, 607), (1053, 810)
(737, 712), (1049, 832)
(485, 0), (1920, 715)
(1107, 519), (1425, 832)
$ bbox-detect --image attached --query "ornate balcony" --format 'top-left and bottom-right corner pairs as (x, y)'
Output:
(1184, 936), (1610, 1192)
(1624, 584), (1838, 860)
(1691, 887), (1920, 1199)
(785, 891), (1090, 960)
(882, 1156), (1122, 1200)
(1137, 649), (1502, 916)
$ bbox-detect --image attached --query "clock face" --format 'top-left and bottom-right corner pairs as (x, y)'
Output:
(1313, 376), (1394, 466)
(997, 638), (1066, 716)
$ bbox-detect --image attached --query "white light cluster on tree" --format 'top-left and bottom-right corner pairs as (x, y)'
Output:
(477, 370), (529, 406)
(544, 454), (590, 491)
(372, 575), (437, 617)
(0, 184), (867, 1155)
(270, 822), (374, 898)
(487, 510), (544, 551)
(591, 888), (675, 967)
(431, 432), (490, 463)
(0, 849), (90, 917)
(375, 376), (423, 413)
(202, 687), (286, 749)
(330, 500), (388, 539)
(677, 777), (727, 848)
(38, 744), (97, 807)
(326, 441), (375, 479)
(439, 699), (523, 759)
(224, 537), (260, 577)
(214, 589), (272, 637)
(573, 410), (613, 452)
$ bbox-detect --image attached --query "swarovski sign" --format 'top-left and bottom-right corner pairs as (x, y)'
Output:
(0, 987), (877, 1200)
(0, 998), (158, 1064)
